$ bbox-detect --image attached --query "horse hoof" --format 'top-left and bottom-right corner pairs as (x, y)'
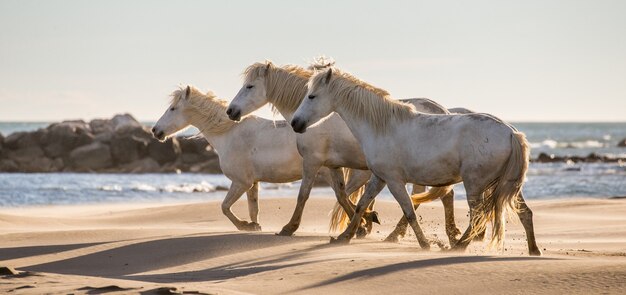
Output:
(355, 227), (368, 239)
(529, 248), (543, 256)
(245, 222), (262, 232)
(276, 229), (294, 236)
(384, 234), (400, 243)
(419, 243), (431, 251)
(329, 237), (350, 245)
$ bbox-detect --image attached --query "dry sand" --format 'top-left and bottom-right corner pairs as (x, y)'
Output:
(1, 197), (625, 294)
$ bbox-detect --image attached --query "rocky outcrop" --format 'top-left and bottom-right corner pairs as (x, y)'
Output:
(618, 138), (626, 148)
(532, 152), (625, 163)
(0, 114), (221, 173)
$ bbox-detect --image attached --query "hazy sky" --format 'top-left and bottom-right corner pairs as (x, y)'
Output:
(1, 0), (625, 122)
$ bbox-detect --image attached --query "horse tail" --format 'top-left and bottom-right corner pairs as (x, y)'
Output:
(329, 169), (366, 233)
(410, 185), (454, 205)
(469, 131), (530, 247)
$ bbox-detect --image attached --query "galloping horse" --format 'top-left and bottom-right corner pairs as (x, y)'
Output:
(153, 86), (338, 232)
(292, 67), (541, 255)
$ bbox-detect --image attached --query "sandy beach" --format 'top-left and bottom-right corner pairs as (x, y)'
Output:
(1, 197), (625, 294)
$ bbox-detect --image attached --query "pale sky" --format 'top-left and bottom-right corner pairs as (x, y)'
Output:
(1, 0), (625, 122)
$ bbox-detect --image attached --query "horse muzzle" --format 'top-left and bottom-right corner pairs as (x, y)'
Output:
(226, 107), (241, 121)
(291, 118), (307, 133)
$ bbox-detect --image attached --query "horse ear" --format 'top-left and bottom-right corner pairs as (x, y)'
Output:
(185, 86), (191, 99)
(264, 62), (273, 76)
(324, 68), (333, 84)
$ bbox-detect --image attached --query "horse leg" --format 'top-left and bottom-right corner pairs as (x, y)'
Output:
(451, 193), (482, 251)
(345, 170), (379, 238)
(516, 192), (542, 256)
(328, 168), (356, 219)
(244, 182), (261, 231)
(472, 192), (487, 241)
(384, 184), (425, 242)
(277, 161), (319, 236)
(222, 182), (255, 231)
(441, 190), (462, 245)
(332, 174), (386, 243)
(386, 181), (430, 250)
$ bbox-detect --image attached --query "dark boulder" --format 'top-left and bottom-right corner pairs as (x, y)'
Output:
(69, 142), (112, 171)
(41, 121), (94, 158)
(536, 153), (554, 163)
(189, 158), (222, 173)
(147, 138), (181, 165)
(618, 138), (626, 148)
(0, 159), (19, 172)
(111, 114), (142, 134)
(110, 135), (144, 164)
(89, 118), (114, 134)
(4, 132), (40, 150)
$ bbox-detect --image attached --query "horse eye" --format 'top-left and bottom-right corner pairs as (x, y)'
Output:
(308, 95), (316, 99)
(246, 85), (254, 89)
(170, 107), (176, 111)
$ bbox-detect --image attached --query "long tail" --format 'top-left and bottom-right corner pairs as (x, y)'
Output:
(329, 169), (365, 233)
(410, 185), (454, 205)
(469, 131), (530, 247)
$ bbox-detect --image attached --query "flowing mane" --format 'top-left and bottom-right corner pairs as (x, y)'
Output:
(309, 68), (416, 134)
(243, 61), (325, 114)
(171, 86), (235, 134)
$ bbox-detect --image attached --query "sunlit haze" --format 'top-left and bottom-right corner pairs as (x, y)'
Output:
(1, 0), (625, 122)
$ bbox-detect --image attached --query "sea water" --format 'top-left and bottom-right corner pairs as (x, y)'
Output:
(0, 122), (625, 206)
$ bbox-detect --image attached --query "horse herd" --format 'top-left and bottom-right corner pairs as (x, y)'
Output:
(151, 58), (541, 256)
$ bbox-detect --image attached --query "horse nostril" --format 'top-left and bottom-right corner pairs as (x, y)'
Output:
(226, 108), (233, 115)
(291, 119), (298, 129)
(151, 127), (156, 133)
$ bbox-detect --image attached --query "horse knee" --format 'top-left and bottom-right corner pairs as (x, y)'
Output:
(221, 203), (231, 215)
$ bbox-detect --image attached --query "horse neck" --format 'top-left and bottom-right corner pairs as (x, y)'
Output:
(266, 73), (308, 121)
(184, 107), (234, 152)
(334, 103), (381, 147)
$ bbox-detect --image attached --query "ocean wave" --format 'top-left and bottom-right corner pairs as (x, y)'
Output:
(99, 185), (122, 192)
(529, 139), (607, 149)
(162, 182), (216, 193)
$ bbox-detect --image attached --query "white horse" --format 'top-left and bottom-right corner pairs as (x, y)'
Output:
(153, 85), (330, 232)
(227, 61), (461, 244)
(292, 67), (541, 256)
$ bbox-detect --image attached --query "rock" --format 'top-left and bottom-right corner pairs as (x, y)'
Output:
(0, 132), (4, 146)
(110, 135), (144, 164)
(0, 159), (19, 172)
(177, 137), (209, 154)
(121, 158), (160, 173)
(147, 138), (181, 165)
(16, 156), (62, 172)
(585, 153), (603, 162)
(536, 153), (554, 162)
(111, 114), (142, 133)
(189, 158), (222, 173)
(41, 121), (94, 158)
(3, 132), (39, 150)
(69, 142), (112, 171)
(7, 146), (45, 161)
(89, 119), (113, 134)
(618, 138), (626, 148)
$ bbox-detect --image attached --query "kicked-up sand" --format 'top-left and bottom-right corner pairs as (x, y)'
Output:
(1, 197), (625, 294)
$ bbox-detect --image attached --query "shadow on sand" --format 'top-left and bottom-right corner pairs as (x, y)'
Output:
(299, 255), (560, 291)
(0, 242), (105, 261)
(21, 233), (324, 278)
